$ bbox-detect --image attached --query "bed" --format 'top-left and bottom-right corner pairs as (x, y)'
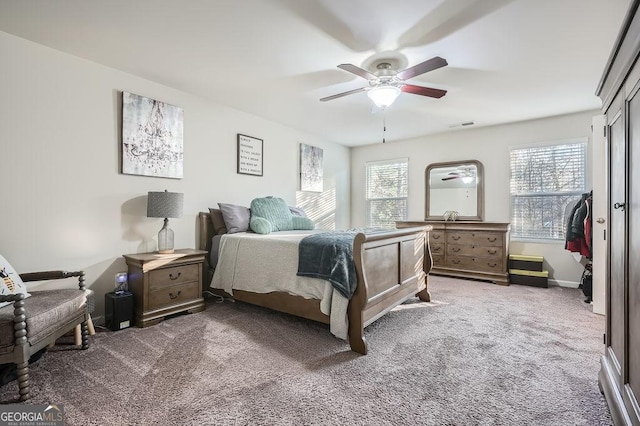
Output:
(198, 211), (432, 354)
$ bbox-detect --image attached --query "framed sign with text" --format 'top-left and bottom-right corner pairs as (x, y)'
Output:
(237, 134), (263, 176)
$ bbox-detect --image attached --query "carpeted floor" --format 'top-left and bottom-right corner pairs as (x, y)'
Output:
(0, 276), (610, 425)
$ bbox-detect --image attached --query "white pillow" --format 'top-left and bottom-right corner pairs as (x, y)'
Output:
(0, 255), (31, 308)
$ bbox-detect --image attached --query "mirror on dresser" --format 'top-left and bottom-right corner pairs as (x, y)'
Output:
(425, 159), (484, 221)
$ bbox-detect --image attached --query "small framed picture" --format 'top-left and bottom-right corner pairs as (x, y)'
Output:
(237, 134), (263, 176)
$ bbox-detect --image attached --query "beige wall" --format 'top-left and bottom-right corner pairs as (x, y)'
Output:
(351, 111), (597, 287)
(0, 31), (350, 318)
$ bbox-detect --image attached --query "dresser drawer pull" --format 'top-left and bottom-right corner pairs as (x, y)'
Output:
(488, 249), (497, 255)
(452, 259), (460, 264)
(433, 235), (441, 239)
(487, 263), (497, 268)
(452, 247), (461, 252)
(487, 237), (497, 242)
(169, 272), (182, 280)
(432, 246), (441, 252)
(452, 236), (460, 240)
(169, 290), (182, 300)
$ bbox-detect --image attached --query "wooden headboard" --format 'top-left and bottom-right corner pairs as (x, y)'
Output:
(198, 211), (214, 254)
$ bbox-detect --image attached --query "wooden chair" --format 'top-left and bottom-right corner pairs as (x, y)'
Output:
(0, 270), (93, 401)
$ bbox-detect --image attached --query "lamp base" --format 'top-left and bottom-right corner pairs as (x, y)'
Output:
(157, 249), (175, 254)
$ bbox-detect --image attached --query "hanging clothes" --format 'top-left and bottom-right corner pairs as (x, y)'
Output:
(565, 191), (592, 259)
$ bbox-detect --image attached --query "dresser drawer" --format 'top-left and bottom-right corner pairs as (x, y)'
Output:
(430, 231), (445, 244)
(431, 253), (444, 265)
(430, 243), (445, 255)
(447, 256), (503, 273)
(447, 231), (503, 247)
(148, 281), (200, 310)
(447, 244), (502, 259)
(149, 264), (200, 289)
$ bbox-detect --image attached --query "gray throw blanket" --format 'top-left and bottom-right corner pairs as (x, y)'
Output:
(296, 231), (361, 299)
(297, 228), (387, 299)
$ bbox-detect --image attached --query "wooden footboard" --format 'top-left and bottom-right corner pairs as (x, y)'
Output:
(197, 212), (431, 355)
(348, 227), (432, 354)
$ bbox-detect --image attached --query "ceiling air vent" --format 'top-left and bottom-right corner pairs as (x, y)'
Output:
(449, 121), (476, 128)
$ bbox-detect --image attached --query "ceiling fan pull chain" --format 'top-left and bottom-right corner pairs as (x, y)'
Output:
(382, 113), (387, 143)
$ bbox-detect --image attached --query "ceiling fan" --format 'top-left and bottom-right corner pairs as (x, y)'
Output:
(442, 167), (475, 183)
(320, 56), (448, 109)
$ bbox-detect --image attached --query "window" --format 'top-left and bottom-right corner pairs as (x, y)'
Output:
(510, 140), (586, 240)
(366, 158), (408, 227)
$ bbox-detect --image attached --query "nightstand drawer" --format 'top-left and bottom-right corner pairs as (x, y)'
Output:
(149, 264), (199, 289)
(148, 281), (200, 310)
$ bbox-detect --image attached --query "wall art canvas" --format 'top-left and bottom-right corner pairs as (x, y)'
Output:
(121, 91), (184, 179)
(300, 143), (323, 192)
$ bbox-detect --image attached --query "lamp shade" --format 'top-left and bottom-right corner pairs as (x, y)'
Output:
(147, 190), (184, 219)
(367, 85), (401, 109)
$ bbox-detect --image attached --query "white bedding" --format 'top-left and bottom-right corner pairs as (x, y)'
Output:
(210, 230), (349, 340)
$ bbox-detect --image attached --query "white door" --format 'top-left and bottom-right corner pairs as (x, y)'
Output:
(591, 114), (607, 315)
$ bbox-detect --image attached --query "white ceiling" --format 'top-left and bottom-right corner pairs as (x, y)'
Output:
(0, 0), (631, 146)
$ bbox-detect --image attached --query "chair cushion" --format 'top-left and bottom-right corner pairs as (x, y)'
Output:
(0, 289), (92, 355)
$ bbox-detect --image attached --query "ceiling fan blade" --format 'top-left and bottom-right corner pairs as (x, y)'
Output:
(442, 176), (460, 181)
(397, 56), (448, 80)
(320, 87), (368, 102)
(338, 64), (377, 80)
(401, 84), (447, 99)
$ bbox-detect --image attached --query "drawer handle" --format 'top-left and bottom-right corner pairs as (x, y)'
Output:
(488, 249), (497, 255)
(452, 259), (460, 264)
(433, 246), (441, 252)
(433, 235), (441, 239)
(487, 237), (497, 242)
(452, 247), (460, 252)
(169, 272), (182, 280)
(452, 236), (460, 240)
(169, 290), (182, 300)
(488, 263), (497, 268)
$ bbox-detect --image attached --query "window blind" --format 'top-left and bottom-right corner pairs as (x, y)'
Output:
(510, 142), (586, 240)
(366, 158), (408, 228)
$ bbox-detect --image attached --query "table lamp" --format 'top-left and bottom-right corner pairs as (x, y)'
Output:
(147, 190), (184, 254)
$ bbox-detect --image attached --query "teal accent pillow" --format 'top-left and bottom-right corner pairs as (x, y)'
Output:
(292, 216), (315, 230)
(250, 216), (273, 234)
(250, 197), (293, 233)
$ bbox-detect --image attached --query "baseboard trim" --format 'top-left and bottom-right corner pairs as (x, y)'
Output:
(549, 279), (579, 288)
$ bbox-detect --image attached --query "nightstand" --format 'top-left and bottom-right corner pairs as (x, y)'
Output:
(123, 249), (206, 328)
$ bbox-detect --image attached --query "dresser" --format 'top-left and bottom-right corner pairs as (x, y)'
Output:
(123, 249), (206, 327)
(397, 221), (510, 285)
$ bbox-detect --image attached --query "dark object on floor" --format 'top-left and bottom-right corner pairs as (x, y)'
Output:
(105, 291), (134, 331)
(580, 268), (593, 303)
(0, 349), (45, 386)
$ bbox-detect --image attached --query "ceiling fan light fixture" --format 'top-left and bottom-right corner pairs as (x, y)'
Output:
(367, 85), (401, 109)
